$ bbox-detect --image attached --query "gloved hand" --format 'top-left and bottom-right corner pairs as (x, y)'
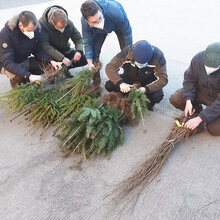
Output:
(119, 82), (132, 93)
(29, 74), (43, 84)
(137, 87), (146, 93)
(62, 57), (72, 67)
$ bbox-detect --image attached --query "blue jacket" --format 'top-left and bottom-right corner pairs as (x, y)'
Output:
(81, 0), (132, 60)
(0, 15), (52, 78)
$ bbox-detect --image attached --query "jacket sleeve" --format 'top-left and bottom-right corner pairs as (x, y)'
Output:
(39, 26), (64, 61)
(0, 29), (31, 78)
(198, 92), (220, 123)
(81, 17), (94, 60)
(33, 30), (53, 62)
(182, 56), (198, 102)
(70, 21), (84, 53)
(145, 54), (168, 93)
(105, 46), (129, 85)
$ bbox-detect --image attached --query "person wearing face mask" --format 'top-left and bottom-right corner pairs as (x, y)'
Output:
(0, 11), (61, 88)
(39, 6), (87, 74)
(105, 40), (168, 110)
(170, 42), (220, 136)
(81, 0), (132, 85)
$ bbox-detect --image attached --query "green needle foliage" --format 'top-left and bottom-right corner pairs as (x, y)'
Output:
(56, 93), (96, 124)
(57, 103), (124, 159)
(62, 69), (94, 98)
(127, 89), (150, 132)
(0, 83), (42, 117)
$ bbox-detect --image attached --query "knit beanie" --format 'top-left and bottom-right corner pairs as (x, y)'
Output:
(132, 40), (154, 64)
(203, 42), (220, 67)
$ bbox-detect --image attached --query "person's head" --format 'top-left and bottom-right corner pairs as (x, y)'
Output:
(203, 42), (220, 74)
(18, 11), (38, 39)
(48, 7), (68, 33)
(81, 0), (104, 29)
(132, 41), (154, 68)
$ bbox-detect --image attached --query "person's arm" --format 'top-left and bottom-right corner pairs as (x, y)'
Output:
(182, 55), (198, 102)
(39, 27), (64, 61)
(81, 17), (94, 61)
(198, 92), (220, 123)
(105, 46), (129, 86)
(0, 29), (31, 78)
(70, 21), (84, 53)
(145, 53), (168, 94)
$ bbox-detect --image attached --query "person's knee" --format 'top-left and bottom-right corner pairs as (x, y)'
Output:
(206, 123), (220, 136)
(149, 90), (164, 105)
(105, 80), (117, 92)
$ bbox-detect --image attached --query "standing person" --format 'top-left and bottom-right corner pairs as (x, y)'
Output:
(0, 11), (61, 88)
(81, 0), (132, 84)
(39, 5), (87, 74)
(170, 42), (220, 136)
(105, 40), (168, 110)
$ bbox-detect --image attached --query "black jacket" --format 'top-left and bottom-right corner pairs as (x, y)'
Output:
(183, 51), (220, 123)
(0, 15), (52, 78)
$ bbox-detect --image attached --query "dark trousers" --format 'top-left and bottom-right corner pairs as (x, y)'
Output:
(2, 57), (43, 88)
(105, 78), (164, 107)
(170, 88), (220, 136)
(65, 50), (87, 68)
(93, 32), (132, 60)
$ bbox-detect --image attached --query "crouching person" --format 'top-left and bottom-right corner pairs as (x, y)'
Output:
(170, 42), (220, 136)
(0, 11), (61, 88)
(39, 6), (87, 73)
(105, 40), (168, 110)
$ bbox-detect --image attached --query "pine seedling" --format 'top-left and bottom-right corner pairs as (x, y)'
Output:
(127, 89), (150, 132)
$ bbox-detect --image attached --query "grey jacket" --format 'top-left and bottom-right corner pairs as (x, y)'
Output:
(183, 51), (220, 123)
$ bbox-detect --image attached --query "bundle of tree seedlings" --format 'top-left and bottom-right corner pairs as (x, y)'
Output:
(56, 89), (150, 160)
(109, 113), (204, 212)
(0, 69), (98, 138)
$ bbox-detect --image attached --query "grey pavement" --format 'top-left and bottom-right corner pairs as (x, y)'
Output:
(0, 0), (220, 220)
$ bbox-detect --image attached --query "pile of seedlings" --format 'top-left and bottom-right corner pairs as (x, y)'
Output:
(0, 68), (151, 160)
(56, 89), (150, 160)
(108, 113), (204, 212)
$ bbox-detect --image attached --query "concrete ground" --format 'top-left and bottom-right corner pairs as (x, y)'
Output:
(0, 0), (220, 219)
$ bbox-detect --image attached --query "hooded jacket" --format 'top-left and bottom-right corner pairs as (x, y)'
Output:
(81, 0), (132, 60)
(39, 5), (84, 61)
(0, 15), (51, 78)
(183, 51), (220, 123)
(105, 42), (168, 94)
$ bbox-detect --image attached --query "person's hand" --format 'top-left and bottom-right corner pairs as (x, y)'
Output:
(73, 52), (81, 62)
(50, 60), (62, 70)
(184, 99), (194, 116)
(88, 63), (97, 72)
(137, 87), (146, 93)
(184, 116), (202, 130)
(119, 83), (132, 93)
(62, 57), (72, 67)
(29, 74), (43, 84)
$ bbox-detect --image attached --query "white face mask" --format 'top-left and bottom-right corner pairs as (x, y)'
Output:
(135, 61), (148, 69)
(204, 65), (219, 75)
(23, 31), (35, 39)
(92, 18), (105, 29)
(55, 27), (65, 33)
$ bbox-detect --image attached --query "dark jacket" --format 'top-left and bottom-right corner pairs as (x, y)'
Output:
(183, 51), (220, 123)
(0, 15), (51, 78)
(81, 0), (132, 60)
(39, 5), (84, 62)
(105, 42), (168, 94)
